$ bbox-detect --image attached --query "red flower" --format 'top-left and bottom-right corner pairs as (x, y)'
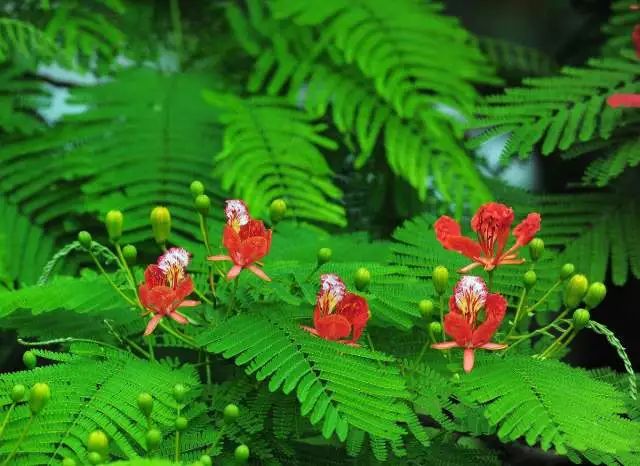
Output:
(139, 248), (200, 336)
(302, 274), (370, 345)
(435, 202), (541, 273)
(607, 94), (640, 108)
(432, 276), (507, 372)
(634, 24), (640, 57)
(208, 200), (272, 281)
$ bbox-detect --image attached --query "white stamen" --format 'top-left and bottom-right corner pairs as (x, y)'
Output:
(319, 274), (346, 308)
(225, 200), (250, 226)
(158, 247), (191, 273)
(454, 275), (488, 314)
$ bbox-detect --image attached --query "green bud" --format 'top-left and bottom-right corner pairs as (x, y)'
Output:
(269, 199), (287, 224)
(563, 274), (589, 309)
(122, 244), (137, 266)
(200, 454), (213, 466)
(150, 206), (171, 245)
(11, 384), (26, 402)
(175, 416), (188, 431)
(87, 430), (109, 458)
(29, 382), (51, 415)
(195, 194), (211, 216)
(584, 282), (607, 309)
(523, 270), (537, 290)
(172, 383), (187, 403)
(559, 263), (575, 281)
(62, 458), (77, 466)
(572, 308), (590, 329)
(224, 403), (240, 423)
(78, 231), (92, 249)
(529, 238), (544, 262)
(87, 452), (102, 465)
(190, 180), (205, 198)
(354, 267), (371, 291)
(432, 266), (449, 295)
(23, 350), (37, 369)
(105, 210), (123, 243)
(234, 444), (250, 463)
(429, 321), (442, 336)
(137, 392), (153, 417)
(145, 429), (162, 449)
(317, 247), (332, 265)
(418, 299), (434, 318)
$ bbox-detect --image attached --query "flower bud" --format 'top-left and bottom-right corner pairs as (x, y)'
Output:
(418, 299), (434, 317)
(11, 384), (26, 402)
(105, 210), (123, 243)
(87, 430), (109, 457)
(563, 274), (588, 309)
(269, 199), (287, 224)
(175, 416), (188, 431)
(559, 263), (575, 281)
(23, 350), (37, 369)
(523, 270), (537, 290)
(150, 206), (171, 245)
(429, 321), (442, 336)
(122, 244), (137, 266)
(529, 238), (544, 262)
(572, 308), (590, 329)
(195, 194), (211, 216)
(317, 247), (332, 265)
(354, 267), (371, 291)
(200, 454), (213, 466)
(172, 383), (187, 403)
(62, 458), (77, 466)
(78, 231), (92, 249)
(137, 392), (153, 417)
(29, 383), (50, 414)
(190, 180), (205, 198)
(432, 266), (449, 295)
(234, 444), (250, 463)
(87, 452), (102, 465)
(583, 282), (607, 309)
(145, 428), (162, 449)
(224, 403), (240, 423)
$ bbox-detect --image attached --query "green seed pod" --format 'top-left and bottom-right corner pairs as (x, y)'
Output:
(432, 266), (449, 295)
(584, 282), (607, 309)
(87, 430), (109, 457)
(62, 458), (77, 466)
(354, 267), (371, 291)
(559, 263), (575, 281)
(145, 429), (162, 449)
(172, 383), (187, 403)
(23, 350), (37, 369)
(78, 231), (92, 249)
(105, 210), (123, 243)
(195, 194), (211, 216)
(137, 392), (153, 417)
(224, 403), (240, 424)
(418, 299), (434, 318)
(573, 308), (590, 330)
(523, 270), (537, 290)
(29, 382), (51, 415)
(150, 206), (171, 245)
(429, 321), (442, 336)
(529, 238), (544, 262)
(269, 199), (287, 224)
(11, 384), (26, 402)
(234, 444), (250, 463)
(563, 274), (589, 309)
(317, 247), (332, 265)
(87, 452), (102, 465)
(175, 416), (188, 431)
(200, 454), (213, 466)
(122, 244), (137, 266)
(190, 180), (205, 198)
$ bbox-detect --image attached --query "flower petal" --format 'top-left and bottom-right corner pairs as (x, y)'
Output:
(247, 265), (271, 281)
(463, 348), (475, 373)
(480, 342), (507, 350)
(470, 293), (507, 346)
(169, 311), (188, 325)
(227, 264), (243, 280)
(431, 341), (459, 349)
(144, 314), (163, 336)
(608, 93), (640, 108)
(314, 314), (352, 340)
(443, 310), (473, 346)
(336, 293), (370, 342)
(513, 212), (541, 246)
(435, 216), (482, 260)
(208, 255), (231, 262)
(179, 300), (200, 307)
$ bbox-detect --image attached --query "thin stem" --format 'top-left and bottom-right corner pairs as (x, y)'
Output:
(0, 403), (15, 441)
(192, 285), (213, 305)
(227, 279), (239, 315)
(506, 288), (528, 339)
(115, 243), (138, 296)
(198, 214), (218, 299)
(507, 308), (570, 341)
(487, 270), (494, 291)
(438, 294), (445, 341)
(539, 324), (575, 359)
(159, 321), (197, 348)
(175, 405), (181, 462)
(2, 414), (34, 466)
(89, 251), (136, 306)
(147, 339), (155, 362)
(170, 0), (183, 60)
(206, 426), (225, 455)
(525, 280), (561, 314)
(205, 353), (212, 386)
(18, 336), (124, 353)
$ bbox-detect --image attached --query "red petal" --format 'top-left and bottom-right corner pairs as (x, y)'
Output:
(144, 265), (165, 288)
(463, 348), (475, 373)
(634, 25), (640, 58)
(174, 276), (194, 302)
(239, 219), (267, 240)
(443, 311), (473, 346)
(470, 293), (507, 347)
(484, 293), (508, 321)
(513, 213), (541, 246)
(144, 314), (163, 336)
(435, 216), (462, 242)
(169, 311), (188, 325)
(435, 215), (482, 259)
(223, 225), (242, 256)
(239, 236), (270, 264)
(607, 94), (640, 108)
(314, 314), (352, 340)
(336, 293), (370, 342)
(247, 265), (271, 281)
(227, 264), (242, 280)
(471, 202), (514, 255)
(432, 341), (459, 349)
